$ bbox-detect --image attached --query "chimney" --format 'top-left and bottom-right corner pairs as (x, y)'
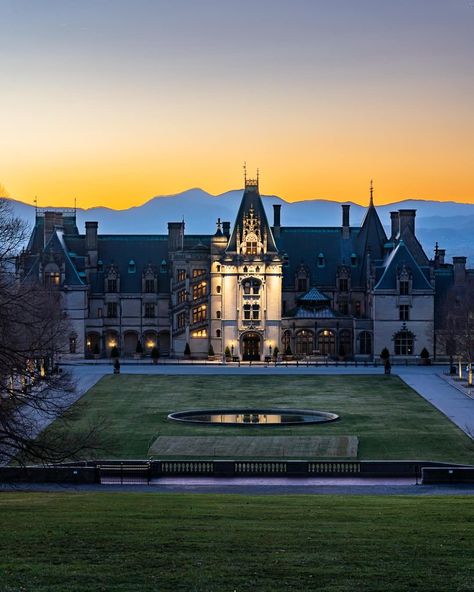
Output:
(390, 212), (399, 239)
(398, 209), (416, 236)
(342, 204), (350, 239)
(85, 221), (99, 268)
(85, 221), (98, 251)
(453, 256), (466, 285)
(273, 204), (281, 239)
(435, 248), (446, 267)
(222, 221), (231, 238)
(168, 221), (185, 251)
(44, 211), (63, 246)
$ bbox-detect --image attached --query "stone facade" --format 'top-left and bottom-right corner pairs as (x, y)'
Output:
(16, 180), (468, 362)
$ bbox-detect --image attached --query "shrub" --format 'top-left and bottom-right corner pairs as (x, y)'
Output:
(208, 344), (215, 356)
(111, 345), (119, 358)
(285, 344), (292, 356)
(273, 346), (279, 359)
(224, 346), (231, 358)
(380, 347), (390, 360)
(92, 343), (100, 355)
(151, 346), (159, 360)
(420, 348), (430, 359)
(136, 340), (143, 354)
(184, 343), (191, 356)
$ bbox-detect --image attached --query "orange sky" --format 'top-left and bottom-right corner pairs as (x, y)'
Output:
(1, 1), (473, 209)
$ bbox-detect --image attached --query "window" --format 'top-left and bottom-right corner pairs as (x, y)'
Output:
(297, 278), (307, 292)
(69, 336), (76, 354)
(243, 304), (259, 321)
(399, 280), (409, 295)
(192, 305), (207, 324)
(246, 241), (258, 255)
(160, 259), (167, 273)
(145, 279), (155, 293)
(177, 289), (186, 304)
(97, 260), (103, 272)
(318, 330), (336, 356)
(282, 330), (291, 354)
(252, 304), (260, 320)
(399, 305), (410, 321)
(339, 278), (348, 292)
(216, 285), (221, 294)
(144, 303), (155, 318)
(216, 265), (221, 272)
(354, 301), (361, 317)
(216, 311), (221, 319)
(242, 279), (260, 295)
(193, 281), (207, 300)
(296, 330), (314, 356)
(192, 269), (206, 278)
(317, 253), (325, 267)
(177, 311), (186, 329)
(351, 253), (357, 266)
(243, 304), (251, 320)
(339, 302), (349, 315)
(394, 330), (414, 355)
(45, 272), (60, 287)
(107, 302), (118, 318)
(216, 329), (221, 338)
(128, 259), (136, 273)
(177, 269), (186, 282)
(107, 279), (117, 293)
(359, 331), (372, 355)
(192, 329), (207, 338)
(339, 330), (352, 357)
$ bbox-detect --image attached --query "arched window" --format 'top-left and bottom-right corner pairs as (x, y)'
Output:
(216, 311), (221, 319)
(216, 285), (221, 294)
(295, 330), (314, 356)
(394, 330), (414, 355)
(318, 330), (336, 356)
(317, 253), (325, 267)
(339, 330), (352, 357)
(359, 331), (372, 355)
(128, 259), (136, 273)
(216, 329), (221, 338)
(44, 263), (60, 288)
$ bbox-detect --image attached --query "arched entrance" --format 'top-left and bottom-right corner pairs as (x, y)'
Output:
(241, 332), (261, 361)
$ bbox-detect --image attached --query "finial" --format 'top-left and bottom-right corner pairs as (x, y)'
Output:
(217, 217), (221, 230)
(256, 167), (259, 186)
(243, 161), (247, 184)
(434, 241), (439, 256)
(369, 179), (374, 206)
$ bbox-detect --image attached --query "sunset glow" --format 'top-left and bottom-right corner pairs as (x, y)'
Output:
(1, 0), (473, 208)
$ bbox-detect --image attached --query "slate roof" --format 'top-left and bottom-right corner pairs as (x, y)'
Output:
(298, 287), (330, 303)
(285, 306), (339, 319)
(374, 240), (433, 291)
(226, 182), (278, 253)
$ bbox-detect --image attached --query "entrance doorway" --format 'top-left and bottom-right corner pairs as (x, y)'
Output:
(242, 332), (261, 361)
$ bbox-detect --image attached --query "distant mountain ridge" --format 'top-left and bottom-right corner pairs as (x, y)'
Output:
(5, 188), (474, 265)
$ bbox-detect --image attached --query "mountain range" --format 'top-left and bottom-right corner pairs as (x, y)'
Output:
(6, 189), (474, 265)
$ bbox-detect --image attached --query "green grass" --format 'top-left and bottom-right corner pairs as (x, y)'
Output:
(1, 493), (474, 592)
(44, 374), (474, 462)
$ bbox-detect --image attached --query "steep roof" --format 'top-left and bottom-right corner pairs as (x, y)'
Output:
(226, 181), (278, 253)
(375, 240), (433, 291)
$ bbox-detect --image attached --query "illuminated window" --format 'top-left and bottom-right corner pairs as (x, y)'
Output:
(177, 312), (186, 328)
(177, 289), (186, 304)
(193, 281), (207, 300)
(192, 305), (207, 324)
(296, 330), (314, 355)
(45, 272), (60, 287)
(192, 329), (207, 338)
(177, 269), (186, 282)
(246, 241), (258, 255)
(192, 269), (206, 278)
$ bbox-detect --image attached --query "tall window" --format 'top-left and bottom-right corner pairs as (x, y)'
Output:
(107, 279), (117, 293)
(69, 336), (77, 354)
(339, 278), (349, 292)
(177, 311), (186, 328)
(399, 305), (410, 321)
(243, 304), (259, 321)
(318, 330), (336, 356)
(192, 305), (207, 324)
(399, 280), (409, 295)
(394, 331), (414, 355)
(177, 269), (186, 282)
(295, 330), (314, 355)
(45, 272), (60, 287)
(243, 279), (260, 295)
(145, 279), (155, 293)
(193, 281), (207, 300)
(339, 302), (349, 315)
(192, 269), (206, 278)
(359, 331), (372, 355)
(144, 303), (155, 318)
(107, 302), (118, 318)
(297, 278), (307, 292)
(177, 289), (186, 304)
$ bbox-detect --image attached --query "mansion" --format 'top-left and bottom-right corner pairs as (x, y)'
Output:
(17, 179), (471, 362)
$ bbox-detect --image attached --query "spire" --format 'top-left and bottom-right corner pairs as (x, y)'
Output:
(369, 179), (374, 207)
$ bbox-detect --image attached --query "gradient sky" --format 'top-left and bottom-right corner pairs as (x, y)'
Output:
(1, 0), (473, 208)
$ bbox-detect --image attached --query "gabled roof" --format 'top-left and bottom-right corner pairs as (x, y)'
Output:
(226, 182), (278, 253)
(298, 287), (330, 303)
(375, 240), (433, 291)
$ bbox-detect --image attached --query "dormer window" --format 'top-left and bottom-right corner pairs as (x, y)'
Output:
(351, 253), (357, 266)
(317, 253), (325, 267)
(399, 280), (409, 295)
(97, 259), (103, 272)
(128, 259), (136, 273)
(107, 278), (117, 292)
(161, 259), (168, 273)
(242, 278), (261, 295)
(44, 263), (60, 288)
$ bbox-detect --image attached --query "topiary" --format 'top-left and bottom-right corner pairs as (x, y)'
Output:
(273, 346), (279, 359)
(224, 346), (231, 358)
(92, 343), (100, 355)
(184, 342), (191, 356)
(285, 344), (292, 356)
(420, 347), (430, 359)
(380, 347), (390, 360)
(111, 345), (119, 358)
(151, 346), (159, 360)
(136, 340), (143, 354)
(208, 344), (215, 356)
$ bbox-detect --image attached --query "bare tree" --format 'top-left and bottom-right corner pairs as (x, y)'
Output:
(0, 198), (104, 464)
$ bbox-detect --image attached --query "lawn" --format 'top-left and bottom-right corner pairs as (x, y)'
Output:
(42, 374), (474, 463)
(1, 492), (474, 592)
